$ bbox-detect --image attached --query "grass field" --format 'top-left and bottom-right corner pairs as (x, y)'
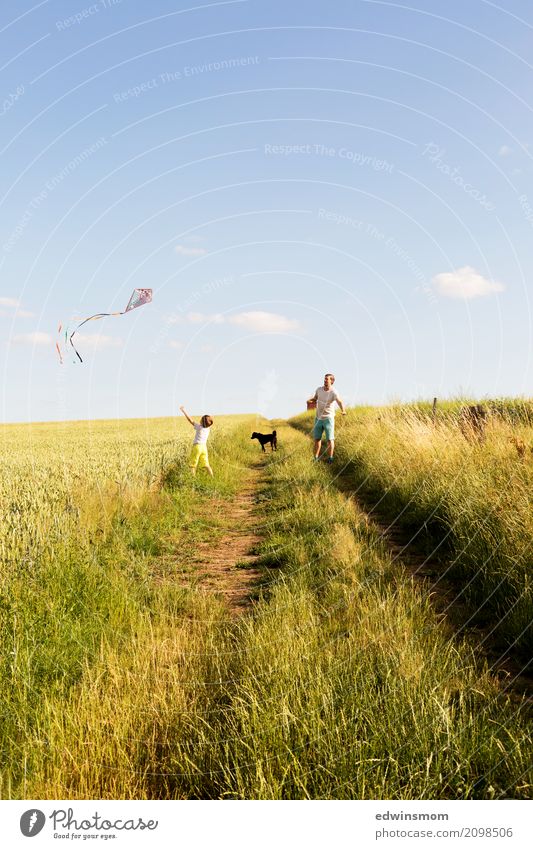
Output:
(0, 408), (531, 799)
(291, 403), (533, 656)
(0, 414), (255, 797)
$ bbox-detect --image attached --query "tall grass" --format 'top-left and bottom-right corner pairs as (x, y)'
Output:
(0, 415), (255, 797)
(213, 429), (531, 799)
(22, 425), (532, 800)
(406, 397), (533, 426)
(291, 404), (533, 655)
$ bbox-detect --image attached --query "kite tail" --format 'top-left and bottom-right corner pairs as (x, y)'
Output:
(69, 332), (84, 363)
(56, 322), (64, 364)
(68, 311), (122, 363)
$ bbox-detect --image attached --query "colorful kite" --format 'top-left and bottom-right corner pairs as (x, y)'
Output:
(57, 288), (152, 363)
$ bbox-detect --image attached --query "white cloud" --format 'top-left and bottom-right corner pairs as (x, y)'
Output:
(498, 145), (512, 157)
(431, 266), (505, 299)
(11, 331), (52, 345)
(229, 311), (301, 333)
(175, 244), (207, 257)
(179, 310), (301, 334)
(0, 297), (34, 317)
(74, 333), (122, 350)
(186, 312), (224, 324)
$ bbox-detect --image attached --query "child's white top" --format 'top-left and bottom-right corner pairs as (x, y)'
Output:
(193, 423), (210, 445)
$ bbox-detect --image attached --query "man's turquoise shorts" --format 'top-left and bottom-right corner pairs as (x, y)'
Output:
(313, 417), (335, 441)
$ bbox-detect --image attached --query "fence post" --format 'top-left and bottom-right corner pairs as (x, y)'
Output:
(432, 397), (437, 425)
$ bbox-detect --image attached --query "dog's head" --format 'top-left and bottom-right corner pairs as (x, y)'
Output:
(251, 432), (258, 439)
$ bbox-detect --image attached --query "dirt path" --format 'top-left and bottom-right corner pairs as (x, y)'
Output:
(189, 463), (265, 615)
(332, 472), (533, 704)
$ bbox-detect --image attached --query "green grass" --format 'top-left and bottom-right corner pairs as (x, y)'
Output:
(291, 403), (533, 656)
(0, 414), (256, 797)
(16, 422), (532, 800)
(387, 397), (533, 425)
(212, 427), (532, 799)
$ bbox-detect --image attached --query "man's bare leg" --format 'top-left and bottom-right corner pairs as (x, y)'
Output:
(314, 439), (322, 459)
(327, 439), (335, 459)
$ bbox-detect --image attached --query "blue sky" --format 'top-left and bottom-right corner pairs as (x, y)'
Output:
(1, 0), (533, 422)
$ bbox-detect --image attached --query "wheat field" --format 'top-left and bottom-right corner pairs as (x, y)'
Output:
(1, 408), (531, 799)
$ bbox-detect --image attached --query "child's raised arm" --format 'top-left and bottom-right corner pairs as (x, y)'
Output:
(179, 405), (195, 427)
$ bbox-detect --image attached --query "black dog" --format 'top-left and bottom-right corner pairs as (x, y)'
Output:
(251, 430), (277, 452)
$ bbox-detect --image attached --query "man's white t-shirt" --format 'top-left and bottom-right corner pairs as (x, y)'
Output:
(315, 386), (340, 420)
(193, 423), (210, 445)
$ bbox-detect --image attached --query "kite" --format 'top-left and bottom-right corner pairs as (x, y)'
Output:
(56, 288), (152, 363)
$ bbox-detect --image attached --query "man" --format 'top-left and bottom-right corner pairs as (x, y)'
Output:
(307, 373), (346, 462)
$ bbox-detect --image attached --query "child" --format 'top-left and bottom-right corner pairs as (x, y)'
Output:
(179, 405), (214, 476)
